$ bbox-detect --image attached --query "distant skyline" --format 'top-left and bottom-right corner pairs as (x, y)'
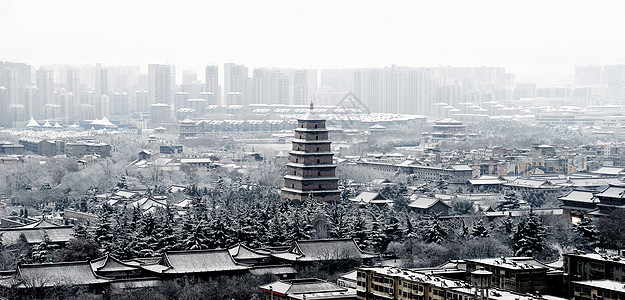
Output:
(2, 0), (625, 86)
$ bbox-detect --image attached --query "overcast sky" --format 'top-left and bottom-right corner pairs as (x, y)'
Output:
(2, 0), (625, 85)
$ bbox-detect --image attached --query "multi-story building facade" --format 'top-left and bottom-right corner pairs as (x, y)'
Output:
(282, 104), (340, 202)
(356, 266), (561, 300)
(148, 64), (174, 106)
(205, 65), (220, 104)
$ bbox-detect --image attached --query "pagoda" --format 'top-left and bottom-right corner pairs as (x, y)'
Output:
(282, 103), (340, 202)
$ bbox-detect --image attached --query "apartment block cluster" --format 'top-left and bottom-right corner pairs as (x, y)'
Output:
(0, 138), (111, 161)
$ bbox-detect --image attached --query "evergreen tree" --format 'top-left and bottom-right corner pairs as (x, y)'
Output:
(326, 202), (349, 238)
(93, 209), (114, 253)
(472, 219), (489, 237)
(350, 211), (368, 249)
(423, 215), (447, 244)
(573, 217), (598, 251)
(499, 215), (515, 234)
(365, 213), (385, 252)
(512, 211), (545, 256)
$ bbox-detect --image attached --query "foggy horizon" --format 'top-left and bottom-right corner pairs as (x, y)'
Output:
(3, 0), (625, 86)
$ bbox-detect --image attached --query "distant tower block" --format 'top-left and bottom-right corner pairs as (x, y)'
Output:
(282, 103), (340, 202)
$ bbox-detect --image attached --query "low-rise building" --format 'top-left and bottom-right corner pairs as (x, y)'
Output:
(356, 266), (565, 300)
(572, 280), (625, 300)
(260, 278), (356, 300)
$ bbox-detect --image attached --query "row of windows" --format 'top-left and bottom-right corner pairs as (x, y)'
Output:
(296, 146), (321, 151)
(294, 158), (326, 164)
(290, 184), (326, 189)
(290, 170), (322, 176)
(372, 283), (391, 294)
(298, 135), (322, 139)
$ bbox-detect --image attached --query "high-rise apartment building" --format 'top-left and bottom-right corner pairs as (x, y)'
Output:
(24, 86), (42, 120)
(251, 68), (289, 105)
(205, 65), (220, 104)
(36, 68), (54, 105)
(174, 92), (190, 110)
(148, 64), (175, 105)
(95, 64), (108, 95)
(224, 63), (248, 103)
(134, 90), (149, 112)
(66, 69), (80, 94)
(293, 70), (308, 105)
(182, 70), (197, 85)
(0, 87), (8, 128)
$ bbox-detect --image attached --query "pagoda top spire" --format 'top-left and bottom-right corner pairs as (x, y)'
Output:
(300, 101), (323, 121)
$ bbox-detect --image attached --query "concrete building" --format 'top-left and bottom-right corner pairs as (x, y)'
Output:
(356, 266), (564, 300)
(293, 70), (308, 105)
(150, 103), (171, 125)
(148, 64), (174, 106)
(282, 104), (340, 202)
(65, 142), (112, 158)
(224, 63), (248, 101)
(205, 65), (220, 104)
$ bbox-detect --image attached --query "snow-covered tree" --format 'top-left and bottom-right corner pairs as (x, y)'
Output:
(512, 211), (545, 256)
(423, 215), (447, 244)
(472, 219), (489, 237)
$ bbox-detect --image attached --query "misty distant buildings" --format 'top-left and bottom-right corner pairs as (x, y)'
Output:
(148, 64), (175, 106)
(205, 65), (220, 104)
(224, 63), (248, 102)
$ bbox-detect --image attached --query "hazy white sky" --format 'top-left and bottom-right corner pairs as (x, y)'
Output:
(2, 0), (625, 84)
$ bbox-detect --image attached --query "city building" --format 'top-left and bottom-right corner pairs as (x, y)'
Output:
(65, 141), (112, 158)
(465, 257), (563, 295)
(148, 64), (174, 106)
(224, 63), (248, 102)
(282, 103), (340, 202)
(260, 278), (356, 300)
(205, 65), (220, 104)
(572, 280), (625, 300)
(356, 266), (564, 300)
(150, 103), (171, 125)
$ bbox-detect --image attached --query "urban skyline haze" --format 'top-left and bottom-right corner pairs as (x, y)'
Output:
(2, 0), (625, 86)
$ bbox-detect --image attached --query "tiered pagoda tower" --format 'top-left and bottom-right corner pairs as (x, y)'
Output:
(282, 103), (340, 202)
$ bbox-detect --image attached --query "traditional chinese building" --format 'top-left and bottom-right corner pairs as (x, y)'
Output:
(282, 103), (340, 202)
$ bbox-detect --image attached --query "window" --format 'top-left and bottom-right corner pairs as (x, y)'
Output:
(316, 135), (319, 140)
(316, 147), (319, 151)
(318, 171), (321, 176)
(292, 184), (294, 188)
(317, 159), (320, 163)
(318, 184), (322, 189)
(295, 158), (299, 163)
(315, 124), (318, 128)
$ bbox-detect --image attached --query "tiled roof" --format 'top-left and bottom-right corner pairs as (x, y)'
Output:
(249, 265), (297, 276)
(595, 184), (625, 199)
(90, 255), (140, 273)
(228, 244), (270, 260)
(260, 278), (346, 295)
(147, 249), (250, 274)
(0, 226), (75, 246)
(558, 190), (596, 203)
(408, 197), (451, 209)
(17, 261), (109, 287)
